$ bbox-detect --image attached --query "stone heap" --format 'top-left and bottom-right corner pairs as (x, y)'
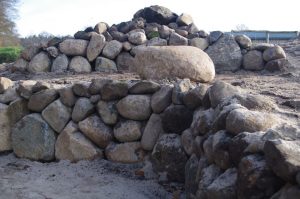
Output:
(0, 75), (299, 198)
(13, 5), (288, 77)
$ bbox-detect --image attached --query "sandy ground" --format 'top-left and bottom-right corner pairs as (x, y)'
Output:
(0, 153), (178, 199)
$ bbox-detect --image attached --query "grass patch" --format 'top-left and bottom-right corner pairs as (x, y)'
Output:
(0, 47), (22, 63)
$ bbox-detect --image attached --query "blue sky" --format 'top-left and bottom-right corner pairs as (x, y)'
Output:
(16, 0), (300, 37)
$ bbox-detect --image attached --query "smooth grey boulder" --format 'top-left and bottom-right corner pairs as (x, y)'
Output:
(128, 30), (147, 45)
(189, 38), (209, 50)
(102, 40), (123, 59)
(58, 87), (77, 107)
(243, 50), (264, 70)
(151, 85), (173, 113)
(235, 34), (252, 49)
(209, 31), (223, 44)
(71, 97), (94, 122)
(113, 120), (142, 142)
(59, 39), (88, 56)
(51, 54), (69, 72)
(11, 114), (56, 161)
(87, 33), (106, 61)
(176, 13), (193, 26)
(100, 81), (128, 101)
(95, 57), (117, 72)
(72, 82), (91, 98)
(27, 52), (51, 73)
(69, 56), (91, 73)
(28, 89), (58, 112)
(96, 100), (118, 125)
(129, 80), (160, 94)
(263, 46), (286, 62)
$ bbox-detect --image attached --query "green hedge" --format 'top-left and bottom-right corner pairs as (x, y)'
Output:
(0, 47), (22, 63)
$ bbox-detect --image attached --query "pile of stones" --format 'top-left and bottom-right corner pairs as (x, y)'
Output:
(12, 5), (288, 75)
(0, 75), (299, 199)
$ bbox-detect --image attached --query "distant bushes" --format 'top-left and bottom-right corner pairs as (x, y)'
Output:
(0, 47), (22, 63)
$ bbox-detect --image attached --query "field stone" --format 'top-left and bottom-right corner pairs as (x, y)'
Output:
(263, 46), (286, 62)
(96, 100), (118, 125)
(72, 82), (91, 97)
(264, 139), (300, 183)
(71, 97), (94, 122)
(147, 37), (167, 46)
(212, 130), (232, 170)
(12, 58), (28, 72)
(105, 142), (144, 163)
(206, 168), (238, 199)
(141, 114), (164, 151)
(122, 41), (132, 51)
(27, 52), (51, 73)
(95, 57), (117, 72)
(89, 78), (113, 95)
(78, 115), (113, 148)
(169, 32), (188, 46)
(226, 108), (277, 135)
(175, 29), (188, 37)
(110, 31), (128, 42)
(176, 13), (193, 26)
(203, 135), (214, 164)
(21, 46), (40, 61)
(172, 78), (192, 105)
(129, 80), (160, 94)
(87, 33), (106, 61)
(59, 39), (88, 56)
(151, 134), (188, 182)
(243, 50), (264, 71)
(190, 108), (214, 136)
(100, 81), (128, 101)
(102, 40), (123, 59)
(185, 154), (200, 199)
(235, 35), (252, 49)
(46, 46), (59, 58)
(161, 105), (193, 134)
(55, 121), (103, 162)
(113, 120), (142, 142)
(183, 84), (209, 109)
(89, 95), (101, 104)
(11, 113), (56, 161)
(128, 30), (147, 45)
(0, 103), (11, 151)
(270, 184), (300, 199)
(69, 56), (91, 73)
(189, 38), (209, 50)
(116, 95), (151, 120)
(94, 22), (108, 34)
(16, 80), (37, 99)
(0, 77), (13, 94)
(58, 87), (77, 107)
(181, 129), (194, 156)
(116, 52), (135, 71)
(32, 81), (50, 93)
(151, 85), (173, 113)
(7, 99), (29, 127)
(265, 58), (289, 72)
(51, 54), (69, 72)
(28, 89), (58, 112)
(42, 99), (71, 133)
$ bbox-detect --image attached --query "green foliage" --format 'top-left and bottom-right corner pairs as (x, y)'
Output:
(147, 31), (160, 39)
(0, 46), (21, 63)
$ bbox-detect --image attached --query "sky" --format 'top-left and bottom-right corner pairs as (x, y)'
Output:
(16, 0), (300, 37)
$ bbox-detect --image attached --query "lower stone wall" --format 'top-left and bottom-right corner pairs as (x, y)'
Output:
(0, 76), (299, 198)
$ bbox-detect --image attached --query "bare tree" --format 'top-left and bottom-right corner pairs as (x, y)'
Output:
(235, 24), (249, 31)
(0, 0), (20, 46)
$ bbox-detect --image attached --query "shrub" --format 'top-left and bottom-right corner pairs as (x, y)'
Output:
(0, 47), (22, 63)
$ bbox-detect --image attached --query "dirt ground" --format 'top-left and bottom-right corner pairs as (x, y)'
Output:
(0, 51), (299, 199)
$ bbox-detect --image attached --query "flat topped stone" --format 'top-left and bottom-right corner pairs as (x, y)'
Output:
(133, 46), (215, 82)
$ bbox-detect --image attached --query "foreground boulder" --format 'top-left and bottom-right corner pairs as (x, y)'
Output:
(206, 34), (242, 72)
(133, 46), (215, 82)
(11, 114), (56, 161)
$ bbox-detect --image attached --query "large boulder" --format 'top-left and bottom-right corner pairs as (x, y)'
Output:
(87, 33), (106, 62)
(133, 46), (215, 82)
(206, 34), (243, 72)
(133, 5), (177, 25)
(116, 95), (152, 120)
(151, 134), (188, 182)
(55, 121), (103, 162)
(0, 103), (11, 151)
(95, 57), (117, 72)
(113, 120), (142, 142)
(96, 100), (118, 125)
(128, 30), (147, 45)
(151, 85), (173, 113)
(102, 40), (123, 59)
(69, 56), (91, 73)
(235, 35), (252, 49)
(243, 50), (264, 71)
(28, 89), (58, 112)
(72, 97), (94, 122)
(59, 39), (88, 56)
(11, 114), (56, 161)
(263, 46), (286, 62)
(51, 54), (69, 72)
(27, 52), (51, 73)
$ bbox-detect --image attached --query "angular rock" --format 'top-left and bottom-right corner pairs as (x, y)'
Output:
(87, 33), (106, 61)
(190, 108), (214, 136)
(28, 89), (58, 112)
(263, 46), (286, 62)
(21, 46), (40, 61)
(169, 32), (188, 46)
(161, 105), (193, 134)
(264, 139), (300, 183)
(141, 114), (164, 151)
(16, 80), (36, 99)
(226, 108), (277, 135)
(265, 58), (289, 72)
(89, 78), (113, 95)
(243, 50), (264, 70)
(134, 46), (215, 82)
(59, 39), (88, 56)
(69, 56), (91, 73)
(58, 87), (77, 107)
(206, 34), (243, 72)
(128, 30), (147, 45)
(78, 115), (112, 148)
(237, 154), (283, 199)
(42, 99), (71, 133)
(0, 103), (11, 151)
(27, 52), (51, 73)
(102, 40), (123, 59)
(189, 38), (209, 50)
(7, 99), (29, 126)
(94, 22), (108, 34)
(176, 13), (193, 26)
(158, 25), (173, 39)
(181, 129), (194, 156)
(0, 86), (19, 104)
(235, 34), (252, 49)
(105, 142), (144, 163)
(113, 120), (142, 142)
(12, 58), (28, 72)
(209, 31), (223, 44)
(151, 134), (188, 182)
(133, 5), (177, 25)
(206, 168), (238, 199)
(185, 154), (199, 199)
(151, 85), (173, 113)
(55, 121), (103, 162)
(183, 84), (209, 109)
(175, 29), (188, 37)
(116, 95), (151, 120)
(96, 100), (118, 125)
(208, 81), (241, 108)
(11, 114), (56, 161)
(212, 130), (232, 169)
(72, 97), (94, 122)
(46, 46), (59, 57)
(100, 81), (128, 101)
(95, 56), (117, 72)
(129, 80), (160, 94)
(51, 54), (69, 72)
(172, 78), (192, 105)
(0, 77), (13, 94)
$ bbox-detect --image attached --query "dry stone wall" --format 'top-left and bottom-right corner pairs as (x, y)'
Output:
(0, 76), (299, 198)
(13, 5), (288, 76)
